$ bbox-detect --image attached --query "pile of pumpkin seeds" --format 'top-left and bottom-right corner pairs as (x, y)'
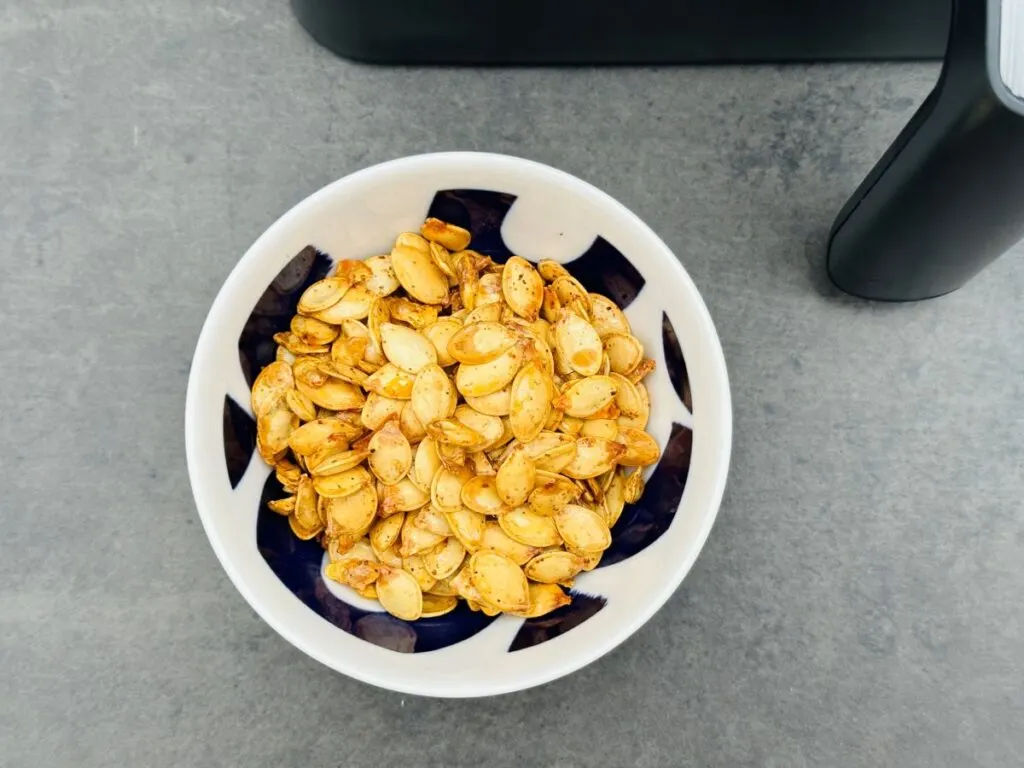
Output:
(251, 218), (659, 621)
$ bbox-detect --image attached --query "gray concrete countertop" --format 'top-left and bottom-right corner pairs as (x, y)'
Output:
(3, 2), (1022, 766)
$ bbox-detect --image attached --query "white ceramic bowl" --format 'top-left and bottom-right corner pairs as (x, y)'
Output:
(185, 152), (731, 697)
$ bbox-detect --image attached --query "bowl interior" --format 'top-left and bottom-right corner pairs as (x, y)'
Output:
(186, 153), (731, 696)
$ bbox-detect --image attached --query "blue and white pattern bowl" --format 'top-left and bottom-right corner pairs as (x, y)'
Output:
(186, 152), (731, 697)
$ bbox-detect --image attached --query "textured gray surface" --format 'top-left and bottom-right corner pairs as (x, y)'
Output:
(2, 1), (1023, 766)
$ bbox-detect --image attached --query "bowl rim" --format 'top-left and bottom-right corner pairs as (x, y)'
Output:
(185, 151), (732, 697)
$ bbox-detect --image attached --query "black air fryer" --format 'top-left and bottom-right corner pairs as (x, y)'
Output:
(292, 0), (1024, 301)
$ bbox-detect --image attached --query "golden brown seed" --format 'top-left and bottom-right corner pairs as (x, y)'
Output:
(388, 296), (439, 329)
(313, 284), (376, 324)
(412, 436), (442, 491)
(315, 360), (369, 387)
(512, 582), (572, 618)
(421, 217), (472, 251)
(390, 245), (449, 305)
(284, 389), (318, 422)
(422, 317), (462, 366)
(267, 496), (295, 516)
(422, 537), (466, 580)
(274, 331), (330, 356)
(524, 550), (584, 584)
(561, 436), (627, 479)
(508, 361), (552, 442)
(377, 478), (429, 516)
(257, 406), (298, 463)
(360, 392), (405, 431)
(527, 470), (581, 517)
(454, 251), (480, 312)
(447, 322), (518, 365)
(431, 466), (472, 513)
(398, 401), (427, 443)
(426, 418), (486, 449)
(499, 507), (562, 548)
(553, 308), (603, 377)
(369, 512), (404, 553)
(628, 358), (656, 384)
(376, 566), (423, 621)
(380, 322), (437, 374)
(297, 275), (358, 315)
(580, 418), (619, 441)
(552, 375), (618, 418)
(468, 551), (529, 613)
(308, 450), (370, 478)
(290, 315), (339, 347)
(413, 505), (452, 537)
(444, 507), (486, 551)
(251, 361), (294, 419)
(463, 385), (512, 416)
(312, 465), (371, 498)
(399, 514), (445, 557)
(589, 294), (631, 337)
(363, 254), (401, 297)
(367, 419), (412, 486)
(420, 594), (458, 618)
(554, 503), (611, 553)
(541, 285), (562, 323)
(395, 232), (430, 253)
(495, 445), (536, 508)
(460, 475), (509, 517)
(288, 514), (323, 541)
(462, 302), (502, 325)
(623, 469), (645, 504)
(325, 559), (380, 591)
(480, 522), (541, 565)
(295, 375), (366, 412)
(603, 333), (644, 375)
(363, 363), (417, 400)
(501, 256), (544, 321)
(475, 272), (504, 307)
(428, 241), (457, 281)
(453, 405), (504, 448)
(616, 427), (661, 467)
(537, 260), (571, 283)
(330, 334), (369, 367)
(551, 275), (592, 315)
(603, 470), (627, 527)
(469, 450), (497, 477)
(411, 363), (457, 426)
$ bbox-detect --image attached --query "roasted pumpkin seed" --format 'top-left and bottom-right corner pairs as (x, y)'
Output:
(422, 537), (466, 580)
(501, 256), (544, 320)
(380, 322), (437, 374)
(377, 478), (429, 516)
(495, 445), (536, 508)
(410, 363), (457, 426)
(508, 361), (553, 443)
(367, 419), (411, 485)
(390, 245), (449, 305)
(460, 475), (509, 516)
(554, 503), (611, 553)
(480, 522), (541, 565)
(499, 507), (562, 548)
(421, 217), (471, 251)
(447, 322), (517, 365)
(376, 566), (423, 621)
(524, 550), (584, 584)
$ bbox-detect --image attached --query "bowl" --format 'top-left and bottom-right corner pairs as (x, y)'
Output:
(185, 152), (731, 697)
